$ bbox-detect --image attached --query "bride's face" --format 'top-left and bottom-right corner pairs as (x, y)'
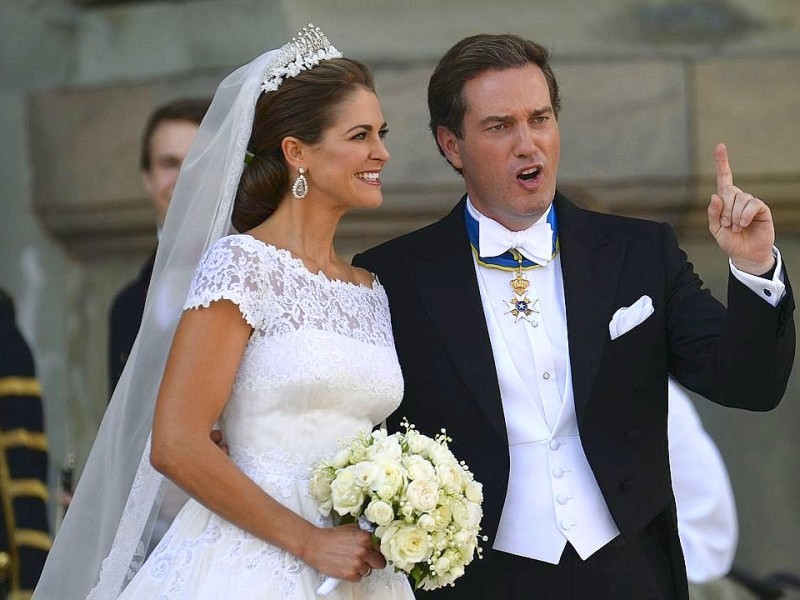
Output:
(301, 87), (390, 211)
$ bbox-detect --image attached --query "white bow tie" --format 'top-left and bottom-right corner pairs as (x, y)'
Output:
(478, 217), (554, 265)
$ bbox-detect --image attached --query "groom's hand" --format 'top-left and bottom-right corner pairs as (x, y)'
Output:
(708, 143), (775, 275)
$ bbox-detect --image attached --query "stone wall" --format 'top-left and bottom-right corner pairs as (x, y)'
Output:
(2, 0), (799, 585)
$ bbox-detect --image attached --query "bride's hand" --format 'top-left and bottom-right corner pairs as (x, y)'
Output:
(300, 522), (386, 581)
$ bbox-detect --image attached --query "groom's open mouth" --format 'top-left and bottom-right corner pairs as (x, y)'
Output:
(516, 165), (542, 187)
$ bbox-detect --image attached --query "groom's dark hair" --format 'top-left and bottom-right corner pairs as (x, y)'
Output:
(427, 34), (561, 160)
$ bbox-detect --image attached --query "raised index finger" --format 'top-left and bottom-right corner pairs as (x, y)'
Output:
(715, 142), (733, 192)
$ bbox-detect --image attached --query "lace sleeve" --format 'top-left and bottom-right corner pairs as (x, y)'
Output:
(183, 235), (264, 329)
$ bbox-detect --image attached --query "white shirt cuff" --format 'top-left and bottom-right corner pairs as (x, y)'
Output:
(729, 246), (785, 307)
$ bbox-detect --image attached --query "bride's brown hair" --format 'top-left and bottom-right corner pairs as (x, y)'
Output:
(232, 58), (375, 232)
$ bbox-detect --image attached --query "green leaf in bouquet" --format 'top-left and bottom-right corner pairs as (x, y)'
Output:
(410, 563), (428, 589)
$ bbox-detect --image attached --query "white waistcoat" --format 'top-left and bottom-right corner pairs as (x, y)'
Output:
(470, 208), (619, 564)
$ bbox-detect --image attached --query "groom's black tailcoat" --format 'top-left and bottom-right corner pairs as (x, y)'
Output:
(354, 193), (795, 599)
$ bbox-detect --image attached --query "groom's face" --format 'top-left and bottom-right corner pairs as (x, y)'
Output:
(436, 63), (561, 231)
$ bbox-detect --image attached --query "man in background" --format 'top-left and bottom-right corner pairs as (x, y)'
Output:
(108, 97), (211, 393)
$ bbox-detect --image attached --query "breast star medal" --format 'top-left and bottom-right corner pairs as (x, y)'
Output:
(504, 250), (541, 325)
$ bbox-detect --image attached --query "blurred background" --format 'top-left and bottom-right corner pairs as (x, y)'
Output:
(1, 0), (799, 594)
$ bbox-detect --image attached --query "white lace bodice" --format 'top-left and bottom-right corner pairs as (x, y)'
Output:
(184, 235), (394, 344)
(182, 234), (404, 458)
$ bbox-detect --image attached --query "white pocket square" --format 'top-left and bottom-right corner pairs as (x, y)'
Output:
(609, 295), (654, 340)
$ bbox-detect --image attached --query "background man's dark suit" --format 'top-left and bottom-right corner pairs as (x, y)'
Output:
(108, 251), (155, 394)
(354, 192), (795, 598)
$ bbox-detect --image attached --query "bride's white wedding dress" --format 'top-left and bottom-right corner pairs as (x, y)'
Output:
(118, 234), (414, 599)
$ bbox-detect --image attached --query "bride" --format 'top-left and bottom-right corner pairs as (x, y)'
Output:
(35, 25), (414, 599)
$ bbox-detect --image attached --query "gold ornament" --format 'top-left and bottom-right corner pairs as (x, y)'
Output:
(504, 250), (541, 324)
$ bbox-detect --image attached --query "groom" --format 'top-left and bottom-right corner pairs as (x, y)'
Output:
(354, 34), (794, 599)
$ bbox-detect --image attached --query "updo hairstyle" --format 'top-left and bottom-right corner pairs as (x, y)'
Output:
(231, 57), (375, 232)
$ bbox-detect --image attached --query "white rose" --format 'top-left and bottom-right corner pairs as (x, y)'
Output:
(465, 480), (483, 503)
(372, 457), (406, 500)
(435, 462), (463, 492)
(404, 455), (436, 481)
(370, 428), (388, 443)
(309, 468), (333, 501)
(331, 448), (352, 469)
(367, 434), (403, 461)
(447, 563), (465, 582)
(466, 500), (483, 529)
(381, 524), (431, 571)
(433, 555), (451, 575)
(432, 503), (452, 529)
(375, 484), (395, 501)
(452, 530), (477, 561)
(364, 499), (395, 526)
(427, 442), (454, 466)
(431, 550), (465, 585)
(350, 461), (379, 489)
(417, 513), (436, 532)
(405, 479), (440, 512)
(330, 469), (365, 516)
(462, 542), (477, 564)
(406, 430), (434, 455)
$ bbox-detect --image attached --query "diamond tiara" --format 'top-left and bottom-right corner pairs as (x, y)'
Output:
(261, 24), (342, 93)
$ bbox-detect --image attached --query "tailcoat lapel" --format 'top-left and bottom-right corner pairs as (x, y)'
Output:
(401, 198), (507, 440)
(555, 193), (626, 421)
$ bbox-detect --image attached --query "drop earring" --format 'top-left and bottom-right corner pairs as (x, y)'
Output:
(291, 167), (308, 199)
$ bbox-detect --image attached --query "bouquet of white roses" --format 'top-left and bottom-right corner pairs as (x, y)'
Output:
(311, 420), (484, 593)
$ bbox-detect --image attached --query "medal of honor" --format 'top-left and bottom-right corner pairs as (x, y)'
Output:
(504, 250), (541, 325)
